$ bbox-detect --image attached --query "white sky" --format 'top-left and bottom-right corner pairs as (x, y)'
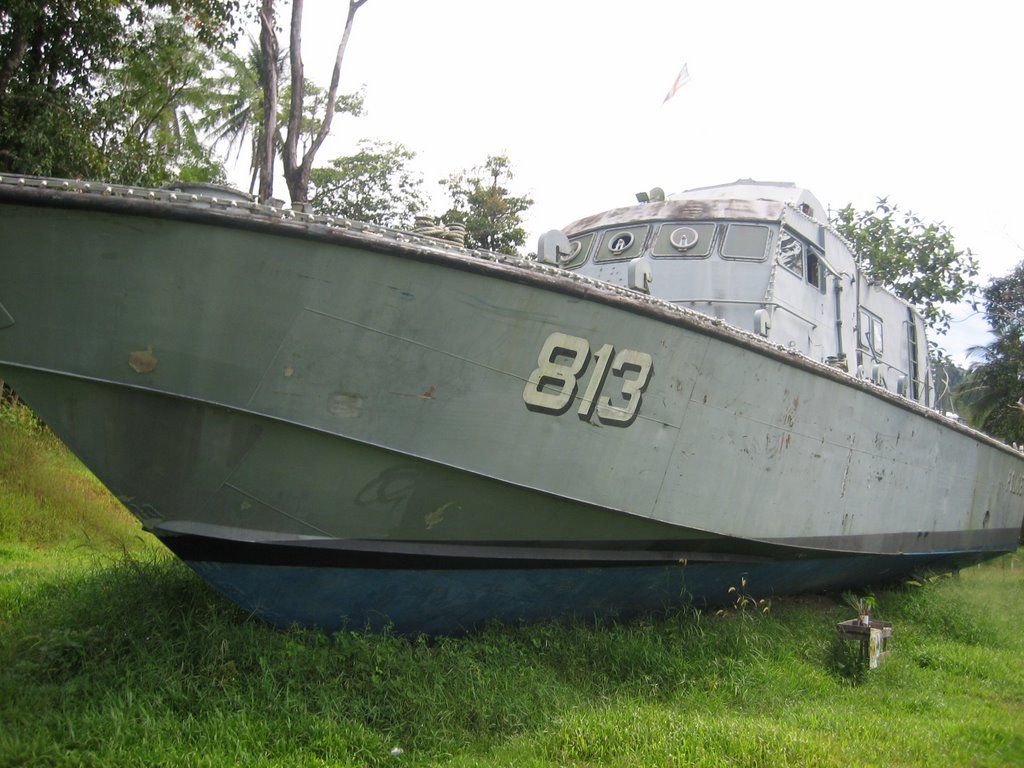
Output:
(235, 0), (1024, 362)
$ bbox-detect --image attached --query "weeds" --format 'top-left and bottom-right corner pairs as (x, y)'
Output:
(717, 575), (772, 618)
(826, 634), (869, 684)
(0, 394), (44, 434)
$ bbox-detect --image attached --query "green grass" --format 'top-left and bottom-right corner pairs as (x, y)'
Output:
(0, 399), (152, 558)
(1, 398), (1023, 766)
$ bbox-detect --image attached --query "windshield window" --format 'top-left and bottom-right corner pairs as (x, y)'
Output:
(721, 223), (770, 261)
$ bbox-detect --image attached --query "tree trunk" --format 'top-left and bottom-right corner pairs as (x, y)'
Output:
(0, 21), (31, 107)
(257, 0), (279, 204)
(282, 0), (306, 204)
(282, 0), (368, 206)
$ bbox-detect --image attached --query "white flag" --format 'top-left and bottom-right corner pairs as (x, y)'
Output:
(662, 63), (691, 104)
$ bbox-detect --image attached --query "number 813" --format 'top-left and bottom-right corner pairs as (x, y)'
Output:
(522, 331), (654, 427)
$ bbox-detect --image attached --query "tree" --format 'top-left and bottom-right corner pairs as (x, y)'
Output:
(832, 199), (980, 334)
(97, 10), (228, 185)
(439, 154), (534, 255)
(310, 140), (426, 228)
(952, 261), (1024, 443)
(255, 0), (368, 205)
(0, 0), (239, 182)
(256, 0), (278, 203)
(0, 0), (123, 176)
(200, 36), (283, 194)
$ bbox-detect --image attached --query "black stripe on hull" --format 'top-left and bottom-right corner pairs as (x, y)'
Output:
(156, 530), (1017, 572)
(157, 532), (802, 570)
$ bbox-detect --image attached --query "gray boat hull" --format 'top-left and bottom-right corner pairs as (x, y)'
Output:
(1, 178), (1021, 632)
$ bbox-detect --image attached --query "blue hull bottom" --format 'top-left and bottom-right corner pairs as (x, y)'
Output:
(185, 549), (999, 635)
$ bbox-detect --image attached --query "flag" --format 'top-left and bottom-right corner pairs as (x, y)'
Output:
(662, 63), (691, 104)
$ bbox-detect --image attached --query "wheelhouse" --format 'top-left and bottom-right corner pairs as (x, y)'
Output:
(547, 180), (934, 407)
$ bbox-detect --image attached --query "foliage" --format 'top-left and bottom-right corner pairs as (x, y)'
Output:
(0, 0), (121, 177)
(310, 139), (426, 227)
(439, 154), (534, 255)
(953, 260), (1024, 442)
(97, 11), (229, 185)
(0, 1), (238, 183)
(140, 1), (240, 48)
(841, 591), (876, 618)
(280, 80), (365, 171)
(832, 198), (980, 333)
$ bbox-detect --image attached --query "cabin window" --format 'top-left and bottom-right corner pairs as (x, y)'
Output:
(594, 225), (650, 262)
(651, 222), (716, 258)
(563, 232), (596, 268)
(806, 247), (826, 293)
(860, 308), (884, 355)
(780, 231), (827, 292)
(721, 224), (770, 261)
(779, 231), (804, 277)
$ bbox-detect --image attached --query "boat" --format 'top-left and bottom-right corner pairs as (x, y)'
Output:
(1, 174), (1021, 635)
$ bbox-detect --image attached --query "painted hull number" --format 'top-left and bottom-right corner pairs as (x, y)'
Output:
(523, 332), (653, 426)
(1008, 470), (1024, 496)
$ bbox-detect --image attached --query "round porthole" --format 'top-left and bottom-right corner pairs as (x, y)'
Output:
(559, 239), (583, 266)
(608, 231), (634, 254)
(669, 226), (700, 251)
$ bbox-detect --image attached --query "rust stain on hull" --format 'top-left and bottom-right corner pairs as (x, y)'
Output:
(128, 345), (158, 374)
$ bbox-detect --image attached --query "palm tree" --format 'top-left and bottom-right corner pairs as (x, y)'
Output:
(201, 0), (370, 205)
(199, 37), (285, 195)
(953, 342), (1024, 443)
(953, 260), (1024, 444)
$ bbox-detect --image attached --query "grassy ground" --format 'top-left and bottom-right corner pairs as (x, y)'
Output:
(1, 399), (1022, 767)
